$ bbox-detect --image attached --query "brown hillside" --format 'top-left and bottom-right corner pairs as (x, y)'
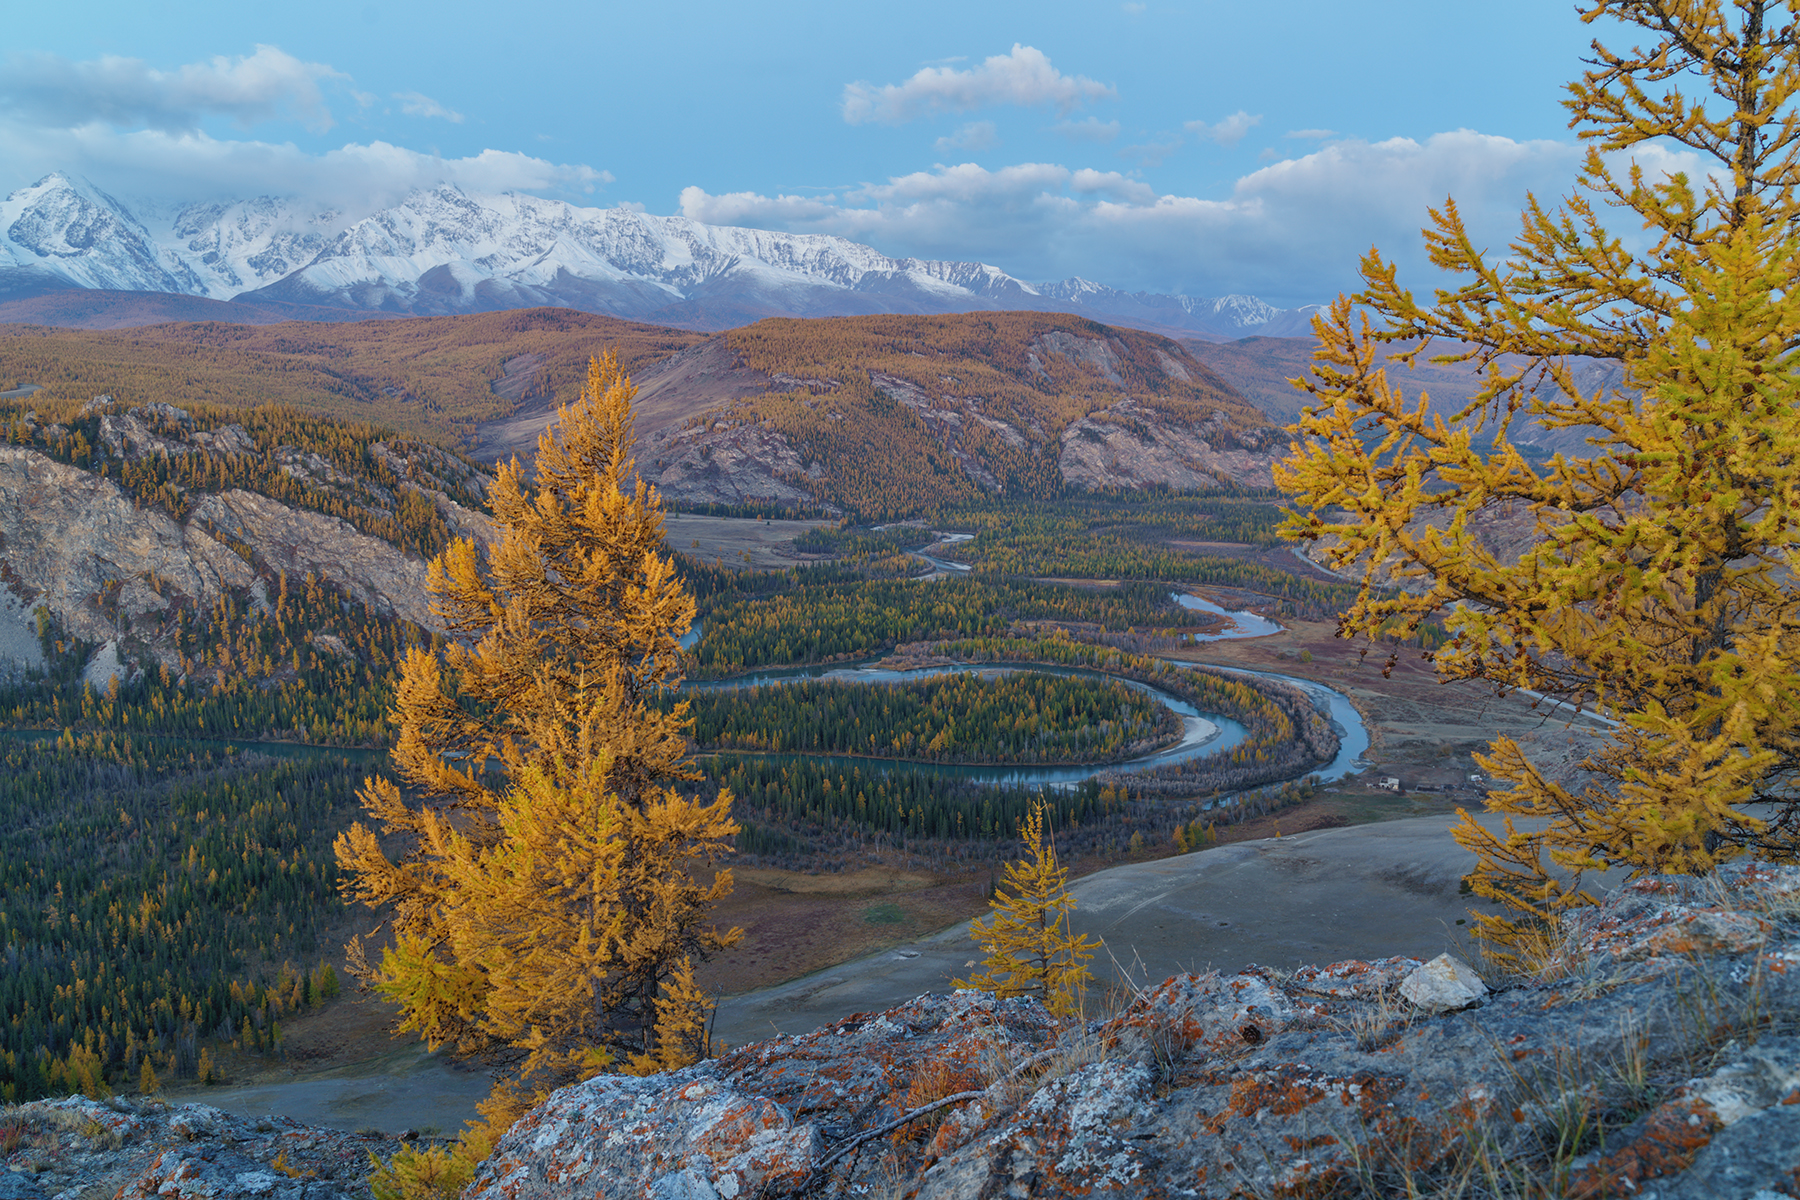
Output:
(0, 306), (1278, 518)
(621, 312), (1278, 519)
(0, 308), (706, 444)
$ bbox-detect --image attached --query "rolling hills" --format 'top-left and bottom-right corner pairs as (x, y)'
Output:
(1, 307), (1286, 519)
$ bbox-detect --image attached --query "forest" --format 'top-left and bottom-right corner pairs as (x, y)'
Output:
(5, 575), (429, 747)
(0, 308), (704, 441)
(3, 393), (492, 560)
(685, 670), (1178, 764)
(942, 485), (1290, 547)
(0, 730), (359, 1102)
(689, 576), (1189, 673)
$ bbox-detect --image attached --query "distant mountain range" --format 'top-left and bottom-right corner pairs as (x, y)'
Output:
(0, 173), (1320, 338)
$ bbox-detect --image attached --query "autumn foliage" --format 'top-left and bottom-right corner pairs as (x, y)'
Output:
(336, 353), (738, 1132)
(1277, 0), (1800, 950)
(957, 801), (1098, 1019)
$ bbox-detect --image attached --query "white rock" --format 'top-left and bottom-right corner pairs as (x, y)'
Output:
(1399, 953), (1488, 1014)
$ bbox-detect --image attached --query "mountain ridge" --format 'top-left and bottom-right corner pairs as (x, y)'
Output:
(0, 172), (1321, 338)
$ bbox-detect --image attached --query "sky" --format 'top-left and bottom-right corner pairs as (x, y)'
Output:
(0, 1), (1693, 307)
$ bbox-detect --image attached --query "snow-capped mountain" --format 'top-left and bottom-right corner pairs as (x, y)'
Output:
(0, 173), (1317, 337)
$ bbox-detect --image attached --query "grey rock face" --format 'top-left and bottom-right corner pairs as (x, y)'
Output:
(639, 418), (824, 512)
(0, 1096), (403, 1200)
(186, 489), (437, 628)
(0, 442), (484, 672)
(1058, 398), (1281, 491)
(0, 447), (258, 650)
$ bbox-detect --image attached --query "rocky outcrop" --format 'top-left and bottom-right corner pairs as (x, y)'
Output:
(0, 1096), (405, 1200)
(0, 446), (469, 671)
(466, 861), (1800, 1199)
(1059, 398), (1284, 491)
(639, 417), (826, 512)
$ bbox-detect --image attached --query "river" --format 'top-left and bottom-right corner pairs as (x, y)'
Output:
(686, 660), (1243, 788)
(139, 593), (1367, 1133)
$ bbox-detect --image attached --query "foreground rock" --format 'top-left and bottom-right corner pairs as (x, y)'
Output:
(471, 862), (1800, 1199)
(0, 1096), (405, 1200)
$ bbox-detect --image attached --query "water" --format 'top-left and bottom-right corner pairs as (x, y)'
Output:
(907, 531), (975, 575)
(686, 659), (1244, 788)
(688, 655), (1371, 792)
(1172, 592), (1285, 640)
(1170, 662), (1369, 782)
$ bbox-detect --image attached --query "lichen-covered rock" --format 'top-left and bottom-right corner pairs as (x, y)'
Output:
(0, 1096), (403, 1200)
(467, 863), (1800, 1199)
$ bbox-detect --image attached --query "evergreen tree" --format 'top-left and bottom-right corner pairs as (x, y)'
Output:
(336, 353), (739, 1117)
(1277, 0), (1800, 953)
(956, 802), (1098, 1018)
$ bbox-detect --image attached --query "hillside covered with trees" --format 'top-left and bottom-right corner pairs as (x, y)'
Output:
(0, 308), (705, 443)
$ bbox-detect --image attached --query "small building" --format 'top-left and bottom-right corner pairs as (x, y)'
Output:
(1378, 776), (1402, 792)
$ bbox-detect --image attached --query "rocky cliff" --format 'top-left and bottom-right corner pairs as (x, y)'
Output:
(0, 400), (494, 682)
(460, 862), (1800, 1199)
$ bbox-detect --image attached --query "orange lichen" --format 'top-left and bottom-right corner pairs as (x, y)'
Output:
(1565, 1099), (1722, 1199)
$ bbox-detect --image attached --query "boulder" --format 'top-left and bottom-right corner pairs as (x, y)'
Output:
(1398, 952), (1488, 1013)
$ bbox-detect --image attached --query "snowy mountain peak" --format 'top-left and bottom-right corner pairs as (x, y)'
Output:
(0, 175), (1317, 338)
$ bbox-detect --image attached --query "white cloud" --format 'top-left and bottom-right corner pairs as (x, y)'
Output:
(1122, 2), (1147, 12)
(1053, 117), (1120, 143)
(1285, 128), (1335, 139)
(674, 132), (1705, 306)
(1184, 110), (1261, 147)
(935, 121), (999, 151)
(1069, 168), (1155, 203)
(394, 91), (464, 123)
(842, 45), (1114, 125)
(0, 122), (610, 215)
(0, 46), (345, 134)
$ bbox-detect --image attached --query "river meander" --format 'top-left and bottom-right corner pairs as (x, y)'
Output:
(686, 661), (1244, 788)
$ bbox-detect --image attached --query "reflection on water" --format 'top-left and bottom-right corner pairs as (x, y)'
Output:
(907, 530), (974, 575)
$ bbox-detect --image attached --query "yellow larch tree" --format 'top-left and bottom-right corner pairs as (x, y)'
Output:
(335, 352), (740, 1121)
(1276, 0), (1800, 953)
(956, 801), (1098, 1019)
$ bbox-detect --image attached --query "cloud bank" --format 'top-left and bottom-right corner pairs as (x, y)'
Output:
(842, 45), (1115, 125)
(0, 46), (344, 134)
(0, 45), (605, 217)
(680, 131), (1702, 306)
(0, 124), (610, 215)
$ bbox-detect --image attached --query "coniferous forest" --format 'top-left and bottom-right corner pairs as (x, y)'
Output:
(0, 324), (1364, 1104)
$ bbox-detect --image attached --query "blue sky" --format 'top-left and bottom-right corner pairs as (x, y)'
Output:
(1, 1), (1675, 306)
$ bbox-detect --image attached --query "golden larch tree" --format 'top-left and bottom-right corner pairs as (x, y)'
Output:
(957, 801), (1098, 1018)
(336, 352), (740, 1113)
(1277, 0), (1800, 953)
